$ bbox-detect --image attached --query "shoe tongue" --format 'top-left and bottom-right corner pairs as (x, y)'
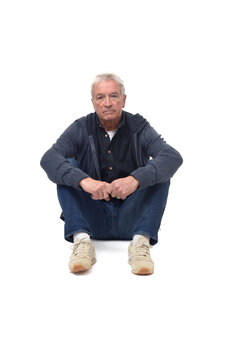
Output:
(74, 238), (91, 245)
(133, 235), (150, 246)
(137, 238), (149, 246)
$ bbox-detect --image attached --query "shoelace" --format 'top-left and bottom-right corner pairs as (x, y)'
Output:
(71, 241), (90, 257)
(131, 243), (151, 260)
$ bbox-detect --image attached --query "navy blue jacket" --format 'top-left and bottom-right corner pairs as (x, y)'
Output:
(40, 111), (183, 189)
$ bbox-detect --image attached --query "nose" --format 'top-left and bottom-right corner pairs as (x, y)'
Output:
(104, 96), (112, 107)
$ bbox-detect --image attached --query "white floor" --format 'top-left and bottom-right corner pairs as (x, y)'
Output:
(1, 178), (239, 359)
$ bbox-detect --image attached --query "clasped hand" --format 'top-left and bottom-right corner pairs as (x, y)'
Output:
(80, 176), (139, 201)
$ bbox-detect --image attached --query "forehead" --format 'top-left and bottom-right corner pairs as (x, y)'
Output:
(93, 79), (121, 95)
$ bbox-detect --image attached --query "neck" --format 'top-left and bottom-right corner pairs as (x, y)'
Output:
(100, 118), (121, 131)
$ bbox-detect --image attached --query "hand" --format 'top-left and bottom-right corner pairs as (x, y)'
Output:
(80, 178), (111, 201)
(109, 176), (139, 200)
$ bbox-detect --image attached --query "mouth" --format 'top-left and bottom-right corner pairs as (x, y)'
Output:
(103, 110), (115, 114)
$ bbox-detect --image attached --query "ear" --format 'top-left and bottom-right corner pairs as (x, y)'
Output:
(122, 95), (127, 108)
(91, 98), (96, 110)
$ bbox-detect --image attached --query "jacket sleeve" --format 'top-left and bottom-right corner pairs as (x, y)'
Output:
(131, 123), (183, 189)
(40, 120), (89, 189)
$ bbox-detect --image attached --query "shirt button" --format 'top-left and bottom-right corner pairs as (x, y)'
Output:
(109, 166), (113, 170)
(108, 150), (111, 154)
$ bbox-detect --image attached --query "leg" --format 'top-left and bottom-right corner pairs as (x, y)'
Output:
(57, 157), (114, 242)
(119, 181), (170, 275)
(118, 181), (170, 245)
(57, 184), (116, 242)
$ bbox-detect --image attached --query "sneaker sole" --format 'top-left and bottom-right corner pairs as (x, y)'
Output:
(72, 264), (90, 272)
(133, 267), (153, 275)
(70, 258), (96, 273)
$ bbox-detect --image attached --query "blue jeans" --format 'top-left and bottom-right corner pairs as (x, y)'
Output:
(57, 160), (170, 246)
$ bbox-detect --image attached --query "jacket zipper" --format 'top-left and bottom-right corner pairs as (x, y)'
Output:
(89, 135), (101, 180)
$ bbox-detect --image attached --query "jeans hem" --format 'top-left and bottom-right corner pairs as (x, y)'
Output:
(65, 228), (92, 243)
(133, 230), (158, 246)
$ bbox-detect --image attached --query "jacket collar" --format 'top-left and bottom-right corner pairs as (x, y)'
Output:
(93, 110), (147, 134)
(94, 111), (126, 130)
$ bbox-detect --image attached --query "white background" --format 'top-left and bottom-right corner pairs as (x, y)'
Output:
(0, 0), (239, 359)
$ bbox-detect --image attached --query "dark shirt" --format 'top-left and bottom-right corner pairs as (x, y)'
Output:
(93, 112), (139, 183)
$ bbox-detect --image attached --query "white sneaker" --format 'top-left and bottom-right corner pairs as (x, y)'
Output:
(68, 239), (96, 273)
(128, 237), (154, 275)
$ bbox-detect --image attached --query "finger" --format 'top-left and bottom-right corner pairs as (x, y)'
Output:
(116, 190), (123, 199)
(103, 190), (110, 200)
(111, 190), (116, 198)
(92, 190), (103, 200)
(106, 183), (112, 194)
(111, 185), (119, 198)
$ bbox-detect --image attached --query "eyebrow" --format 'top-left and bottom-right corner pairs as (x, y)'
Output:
(96, 91), (119, 96)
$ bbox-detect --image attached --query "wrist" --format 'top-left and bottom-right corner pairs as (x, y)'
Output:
(79, 177), (91, 187)
(130, 176), (140, 186)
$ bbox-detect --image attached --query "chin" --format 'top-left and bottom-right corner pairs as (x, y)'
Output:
(103, 114), (116, 121)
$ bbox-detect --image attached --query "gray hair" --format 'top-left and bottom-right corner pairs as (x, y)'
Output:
(91, 73), (125, 98)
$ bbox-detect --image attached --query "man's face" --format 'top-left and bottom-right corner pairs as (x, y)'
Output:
(92, 79), (126, 124)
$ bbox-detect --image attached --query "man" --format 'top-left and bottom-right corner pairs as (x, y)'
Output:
(40, 73), (183, 275)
